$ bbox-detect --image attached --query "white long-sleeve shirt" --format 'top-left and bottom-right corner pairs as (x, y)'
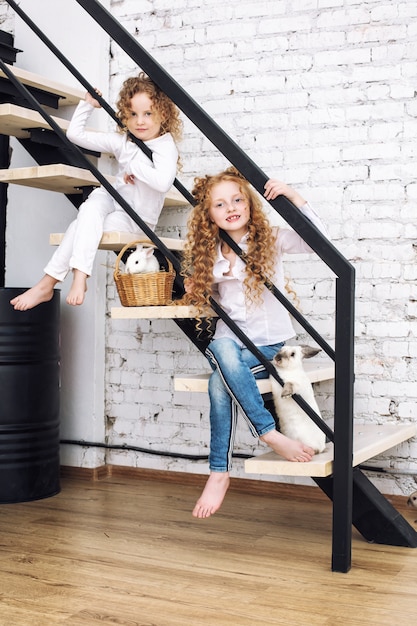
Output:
(212, 202), (328, 346)
(66, 100), (178, 227)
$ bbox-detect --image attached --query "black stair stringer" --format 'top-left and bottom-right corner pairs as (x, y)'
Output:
(315, 468), (417, 548)
(0, 77), (62, 108)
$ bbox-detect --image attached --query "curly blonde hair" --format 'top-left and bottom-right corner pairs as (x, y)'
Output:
(180, 167), (280, 321)
(116, 72), (183, 143)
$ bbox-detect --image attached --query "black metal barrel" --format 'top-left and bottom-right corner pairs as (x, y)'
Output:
(0, 288), (60, 503)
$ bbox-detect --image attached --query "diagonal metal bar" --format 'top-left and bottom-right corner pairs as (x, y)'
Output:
(218, 231), (336, 359)
(209, 297), (335, 441)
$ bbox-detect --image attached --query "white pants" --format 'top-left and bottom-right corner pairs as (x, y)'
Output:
(44, 187), (152, 282)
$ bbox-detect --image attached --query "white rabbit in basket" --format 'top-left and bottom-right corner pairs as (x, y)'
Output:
(125, 244), (160, 274)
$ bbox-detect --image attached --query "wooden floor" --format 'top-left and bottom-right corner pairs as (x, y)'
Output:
(0, 471), (416, 626)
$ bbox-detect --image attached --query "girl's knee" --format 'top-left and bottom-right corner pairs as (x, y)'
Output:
(208, 369), (224, 395)
(206, 338), (240, 368)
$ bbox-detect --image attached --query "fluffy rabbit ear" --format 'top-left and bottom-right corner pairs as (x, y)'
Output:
(301, 345), (321, 359)
(145, 247), (155, 258)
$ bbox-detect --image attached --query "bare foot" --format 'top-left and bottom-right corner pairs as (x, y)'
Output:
(260, 430), (315, 462)
(192, 472), (230, 519)
(10, 275), (58, 311)
(66, 269), (88, 306)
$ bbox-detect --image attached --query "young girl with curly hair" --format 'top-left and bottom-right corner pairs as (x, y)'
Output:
(181, 167), (328, 518)
(11, 73), (182, 311)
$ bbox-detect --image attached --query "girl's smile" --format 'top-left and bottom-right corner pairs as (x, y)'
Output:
(208, 180), (250, 241)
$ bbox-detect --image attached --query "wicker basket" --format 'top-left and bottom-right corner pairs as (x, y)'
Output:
(114, 240), (175, 306)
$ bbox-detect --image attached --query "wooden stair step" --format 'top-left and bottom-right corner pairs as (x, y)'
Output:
(111, 305), (216, 319)
(244, 422), (417, 478)
(51, 231), (185, 252)
(0, 63), (84, 107)
(158, 187), (190, 207)
(0, 164), (115, 194)
(0, 163), (189, 208)
(0, 102), (71, 138)
(174, 360), (335, 393)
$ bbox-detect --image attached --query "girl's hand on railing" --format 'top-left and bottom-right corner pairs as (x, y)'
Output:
(85, 88), (102, 108)
(264, 179), (306, 209)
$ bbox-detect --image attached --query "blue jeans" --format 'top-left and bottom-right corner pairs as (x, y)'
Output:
(205, 337), (284, 472)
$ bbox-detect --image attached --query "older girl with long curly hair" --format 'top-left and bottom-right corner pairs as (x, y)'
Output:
(11, 73), (182, 311)
(181, 167), (328, 519)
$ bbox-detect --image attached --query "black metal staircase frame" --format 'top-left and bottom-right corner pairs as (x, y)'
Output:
(4, 0), (417, 573)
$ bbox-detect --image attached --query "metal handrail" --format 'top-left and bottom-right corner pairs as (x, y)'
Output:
(73, 0), (355, 574)
(5, 0), (354, 572)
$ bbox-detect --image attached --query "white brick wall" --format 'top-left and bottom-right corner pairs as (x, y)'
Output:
(109, 1), (415, 495)
(0, 0), (15, 33)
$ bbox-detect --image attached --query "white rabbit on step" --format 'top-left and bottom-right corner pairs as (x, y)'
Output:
(125, 245), (160, 274)
(270, 345), (326, 454)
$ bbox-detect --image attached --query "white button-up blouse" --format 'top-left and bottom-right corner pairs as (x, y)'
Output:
(211, 202), (328, 347)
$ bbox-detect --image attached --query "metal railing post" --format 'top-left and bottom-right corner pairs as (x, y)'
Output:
(331, 269), (355, 572)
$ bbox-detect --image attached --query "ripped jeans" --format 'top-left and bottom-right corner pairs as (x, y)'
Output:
(205, 337), (284, 472)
